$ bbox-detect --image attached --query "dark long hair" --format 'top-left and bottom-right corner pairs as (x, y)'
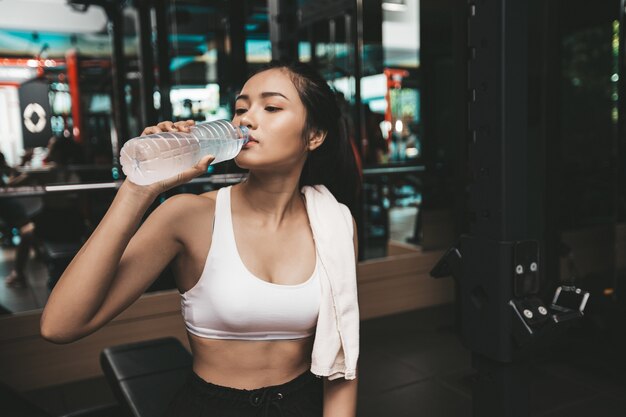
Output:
(256, 61), (362, 215)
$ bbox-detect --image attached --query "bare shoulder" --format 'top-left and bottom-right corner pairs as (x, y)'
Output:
(199, 189), (219, 202)
(155, 192), (216, 215)
(146, 192), (217, 240)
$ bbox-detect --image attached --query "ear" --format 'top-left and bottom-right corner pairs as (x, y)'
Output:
(308, 129), (327, 152)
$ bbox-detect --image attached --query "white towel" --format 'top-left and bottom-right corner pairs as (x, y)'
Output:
(302, 185), (359, 380)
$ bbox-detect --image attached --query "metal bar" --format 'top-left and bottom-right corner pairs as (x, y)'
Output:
(329, 18), (336, 74)
(618, 0), (626, 312)
(540, 0), (562, 306)
(452, 0), (469, 237)
(499, 0), (529, 242)
(467, 0), (529, 241)
(0, 187), (46, 197)
(65, 49), (83, 143)
(228, 0), (248, 86)
(618, 0), (626, 133)
(353, 1), (364, 261)
(309, 24), (318, 66)
(16, 165), (114, 174)
(45, 183), (119, 192)
(269, 0), (297, 62)
(0, 175), (248, 197)
(136, 0), (158, 128)
(362, 165), (425, 176)
(106, 3), (129, 158)
(344, 12), (352, 82)
(269, 0), (281, 61)
(154, 0), (173, 121)
(466, 0), (531, 415)
(353, 0), (363, 150)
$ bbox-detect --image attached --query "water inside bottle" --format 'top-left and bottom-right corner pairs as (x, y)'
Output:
(120, 120), (249, 185)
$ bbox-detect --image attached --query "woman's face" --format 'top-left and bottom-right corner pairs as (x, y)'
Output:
(232, 68), (310, 171)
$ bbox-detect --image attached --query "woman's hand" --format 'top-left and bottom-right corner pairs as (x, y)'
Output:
(126, 120), (215, 197)
(140, 119), (195, 136)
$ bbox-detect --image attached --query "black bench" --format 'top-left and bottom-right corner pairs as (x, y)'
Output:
(100, 337), (192, 417)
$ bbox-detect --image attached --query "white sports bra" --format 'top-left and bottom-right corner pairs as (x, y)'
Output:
(180, 186), (321, 340)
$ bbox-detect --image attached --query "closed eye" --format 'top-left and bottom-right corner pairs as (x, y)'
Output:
(265, 106), (282, 113)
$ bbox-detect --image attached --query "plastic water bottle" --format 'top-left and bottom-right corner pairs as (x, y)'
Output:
(120, 120), (249, 186)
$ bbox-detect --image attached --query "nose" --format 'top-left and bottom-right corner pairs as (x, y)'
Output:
(239, 112), (256, 130)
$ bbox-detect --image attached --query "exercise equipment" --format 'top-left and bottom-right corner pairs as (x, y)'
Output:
(100, 337), (192, 417)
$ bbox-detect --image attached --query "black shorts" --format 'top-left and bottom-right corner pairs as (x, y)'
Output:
(162, 370), (323, 417)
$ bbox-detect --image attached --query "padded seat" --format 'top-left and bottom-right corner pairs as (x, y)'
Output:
(100, 337), (192, 417)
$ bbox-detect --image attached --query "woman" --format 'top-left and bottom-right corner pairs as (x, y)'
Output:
(40, 61), (361, 416)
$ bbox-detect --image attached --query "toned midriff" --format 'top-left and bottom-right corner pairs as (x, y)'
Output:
(187, 332), (315, 389)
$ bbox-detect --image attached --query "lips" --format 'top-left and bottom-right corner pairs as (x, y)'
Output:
(243, 136), (258, 148)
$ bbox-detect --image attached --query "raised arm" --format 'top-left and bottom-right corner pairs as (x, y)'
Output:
(40, 120), (208, 344)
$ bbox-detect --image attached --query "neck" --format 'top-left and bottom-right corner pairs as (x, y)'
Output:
(236, 169), (305, 227)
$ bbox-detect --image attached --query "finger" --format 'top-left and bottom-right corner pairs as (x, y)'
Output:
(141, 126), (162, 136)
(157, 121), (176, 131)
(185, 120), (196, 126)
(184, 154), (215, 180)
(157, 155), (215, 191)
(194, 154), (215, 172)
(173, 121), (192, 132)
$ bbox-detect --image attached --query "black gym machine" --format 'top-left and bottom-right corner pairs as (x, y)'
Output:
(430, 1), (589, 416)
